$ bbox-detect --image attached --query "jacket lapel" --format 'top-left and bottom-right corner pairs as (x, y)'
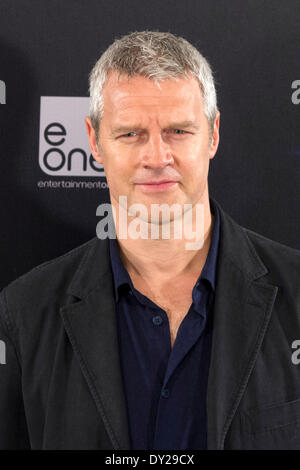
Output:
(59, 198), (279, 451)
(206, 199), (278, 449)
(60, 237), (130, 450)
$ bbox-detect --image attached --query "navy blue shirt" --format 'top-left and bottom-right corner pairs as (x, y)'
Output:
(109, 198), (220, 450)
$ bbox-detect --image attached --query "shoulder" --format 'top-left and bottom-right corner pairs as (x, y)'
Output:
(0, 237), (100, 331)
(242, 226), (300, 284)
(244, 226), (300, 262)
(2, 236), (98, 293)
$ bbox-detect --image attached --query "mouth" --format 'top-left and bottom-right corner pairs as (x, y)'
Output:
(134, 180), (179, 193)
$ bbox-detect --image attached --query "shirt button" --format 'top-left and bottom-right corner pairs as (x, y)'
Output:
(161, 388), (170, 399)
(152, 315), (163, 326)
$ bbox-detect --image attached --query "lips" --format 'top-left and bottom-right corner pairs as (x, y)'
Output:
(135, 180), (178, 192)
(138, 180), (176, 185)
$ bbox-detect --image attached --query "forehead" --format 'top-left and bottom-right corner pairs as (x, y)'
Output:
(101, 71), (203, 116)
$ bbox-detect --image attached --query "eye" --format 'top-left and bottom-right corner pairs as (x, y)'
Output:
(172, 129), (186, 134)
(121, 132), (136, 138)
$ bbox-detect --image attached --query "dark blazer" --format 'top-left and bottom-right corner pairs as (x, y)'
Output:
(1, 197), (300, 450)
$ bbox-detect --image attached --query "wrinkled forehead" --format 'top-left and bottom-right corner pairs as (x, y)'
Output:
(101, 70), (204, 117)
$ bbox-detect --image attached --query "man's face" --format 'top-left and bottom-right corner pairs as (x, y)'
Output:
(86, 71), (220, 219)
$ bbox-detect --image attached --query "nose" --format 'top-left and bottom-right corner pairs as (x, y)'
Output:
(141, 133), (174, 169)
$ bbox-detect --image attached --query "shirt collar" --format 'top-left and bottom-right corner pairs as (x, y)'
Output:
(109, 196), (220, 301)
(109, 236), (133, 302)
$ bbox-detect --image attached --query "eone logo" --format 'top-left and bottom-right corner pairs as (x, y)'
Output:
(0, 80), (6, 104)
(43, 122), (102, 174)
(39, 96), (105, 177)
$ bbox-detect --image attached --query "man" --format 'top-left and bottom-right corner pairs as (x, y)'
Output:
(1, 30), (300, 450)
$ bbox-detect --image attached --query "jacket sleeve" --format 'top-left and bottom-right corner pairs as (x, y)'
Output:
(0, 288), (31, 449)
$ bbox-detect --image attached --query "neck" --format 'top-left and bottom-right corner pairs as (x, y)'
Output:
(111, 191), (214, 283)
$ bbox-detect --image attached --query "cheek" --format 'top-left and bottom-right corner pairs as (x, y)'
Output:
(102, 147), (130, 179)
(179, 147), (210, 196)
(102, 155), (132, 199)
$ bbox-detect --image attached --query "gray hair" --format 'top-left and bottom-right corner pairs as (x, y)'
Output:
(88, 30), (218, 142)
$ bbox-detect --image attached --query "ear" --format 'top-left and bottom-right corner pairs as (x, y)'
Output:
(208, 110), (220, 160)
(85, 116), (103, 164)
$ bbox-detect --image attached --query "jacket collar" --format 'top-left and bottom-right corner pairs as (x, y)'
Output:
(205, 197), (278, 449)
(61, 197), (278, 450)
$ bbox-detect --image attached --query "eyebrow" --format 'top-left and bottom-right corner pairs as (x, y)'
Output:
(111, 120), (200, 135)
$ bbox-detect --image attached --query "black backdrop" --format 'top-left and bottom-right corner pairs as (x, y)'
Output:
(0, 0), (300, 289)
